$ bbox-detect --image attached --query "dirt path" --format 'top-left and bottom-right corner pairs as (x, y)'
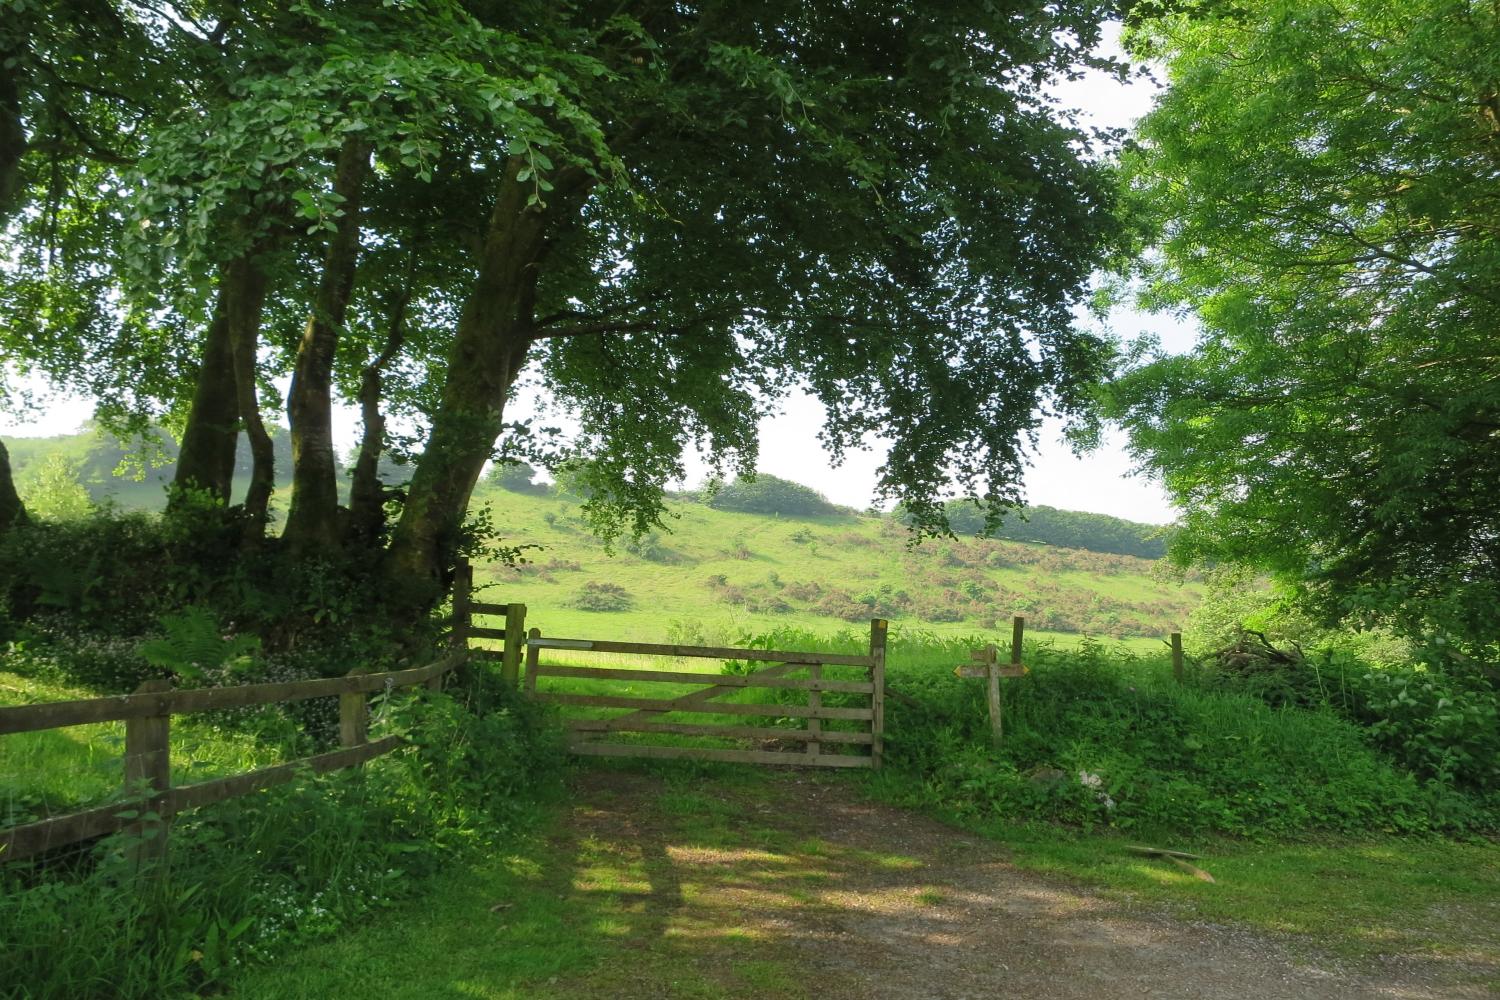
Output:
(556, 768), (1488, 1000)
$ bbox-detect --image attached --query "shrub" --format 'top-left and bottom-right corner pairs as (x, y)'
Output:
(879, 635), (1496, 838)
(1348, 664), (1500, 788)
(567, 581), (634, 612)
(707, 474), (839, 518)
(18, 455), (95, 522)
(624, 532), (680, 564)
(782, 580), (822, 601)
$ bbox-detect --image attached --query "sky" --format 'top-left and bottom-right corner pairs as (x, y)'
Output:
(0, 25), (1199, 525)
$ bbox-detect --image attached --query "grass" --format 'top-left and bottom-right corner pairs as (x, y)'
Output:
(228, 765), (825, 1000)
(0, 671), (288, 827)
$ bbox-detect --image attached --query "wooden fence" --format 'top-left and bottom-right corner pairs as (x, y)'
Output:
(523, 620), (888, 769)
(0, 651), (465, 865)
(451, 560), (526, 683)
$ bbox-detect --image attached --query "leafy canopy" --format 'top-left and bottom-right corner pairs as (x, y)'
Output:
(1111, 0), (1500, 658)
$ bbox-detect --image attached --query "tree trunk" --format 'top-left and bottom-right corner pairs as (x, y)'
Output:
(385, 164), (548, 601)
(283, 136), (371, 558)
(223, 256), (274, 542)
(0, 58), (29, 536)
(0, 439), (27, 535)
(0, 47), (26, 218)
(169, 292), (239, 507)
(347, 288), (409, 547)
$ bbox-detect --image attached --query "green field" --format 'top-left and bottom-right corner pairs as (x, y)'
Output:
(466, 485), (1198, 650)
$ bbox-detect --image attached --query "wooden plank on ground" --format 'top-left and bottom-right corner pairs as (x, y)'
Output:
(567, 741), (872, 769)
(532, 664), (873, 694)
(565, 718), (873, 744)
(539, 692), (872, 721)
(527, 637), (873, 667)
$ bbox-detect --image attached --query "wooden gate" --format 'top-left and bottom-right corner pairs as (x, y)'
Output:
(524, 620), (887, 769)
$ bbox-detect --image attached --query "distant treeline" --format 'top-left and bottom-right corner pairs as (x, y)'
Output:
(690, 474), (1171, 559)
(936, 501), (1170, 559)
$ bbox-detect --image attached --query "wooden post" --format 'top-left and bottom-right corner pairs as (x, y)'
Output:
(502, 603), (527, 686)
(1171, 632), (1184, 684)
(986, 616), (1024, 745)
(451, 559), (473, 648)
(523, 628), (541, 693)
(123, 679), (172, 869)
(339, 668), (369, 748)
(869, 619), (887, 770)
(806, 663), (822, 760)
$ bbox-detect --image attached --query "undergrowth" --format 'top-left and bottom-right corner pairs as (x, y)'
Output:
(0, 666), (564, 1000)
(739, 626), (1499, 838)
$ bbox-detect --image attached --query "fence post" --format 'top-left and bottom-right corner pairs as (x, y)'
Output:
(869, 619), (887, 770)
(989, 616), (1024, 745)
(806, 663), (822, 761)
(502, 603), (527, 686)
(1171, 632), (1184, 684)
(451, 559), (473, 649)
(340, 668), (369, 748)
(523, 627), (541, 693)
(123, 679), (172, 870)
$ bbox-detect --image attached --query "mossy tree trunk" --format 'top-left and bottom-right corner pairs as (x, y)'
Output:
(385, 159), (560, 602)
(347, 286), (409, 547)
(0, 58), (29, 535)
(284, 136), (371, 558)
(169, 291), (239, 508)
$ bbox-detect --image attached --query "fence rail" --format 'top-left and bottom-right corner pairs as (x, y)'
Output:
(0, 651), (465, 865)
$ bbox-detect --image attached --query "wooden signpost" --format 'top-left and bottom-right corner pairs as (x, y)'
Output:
(955, 614), (1029, 744)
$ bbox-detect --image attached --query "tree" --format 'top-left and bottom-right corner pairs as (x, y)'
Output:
(488, 460), (539, 494)
(3, 1), (1125, 618)
(1111, 0), (1500, 658)
(18, 454), (93, 521)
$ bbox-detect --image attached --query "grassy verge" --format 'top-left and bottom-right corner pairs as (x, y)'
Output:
(865, 781), (1500, 974)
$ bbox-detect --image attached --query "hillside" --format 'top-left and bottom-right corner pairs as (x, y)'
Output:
(2, 427), (1198, 645)
(469, 484), (1199, 647)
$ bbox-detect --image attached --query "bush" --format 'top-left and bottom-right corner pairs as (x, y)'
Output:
(707, 474), (839, 518)
(567, 581), (634, 612)
(877, 634), (1497, 837)
(623, 532), (679, 564)
(1348, 664), (1500, 788)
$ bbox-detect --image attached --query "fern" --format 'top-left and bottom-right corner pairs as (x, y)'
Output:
(138, 607), (259, 682)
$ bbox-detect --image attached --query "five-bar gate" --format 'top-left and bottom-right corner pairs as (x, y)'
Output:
(523, 621), (887, 769)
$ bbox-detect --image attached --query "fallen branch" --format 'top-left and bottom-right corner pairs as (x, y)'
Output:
(1126, 844), (1215, 883)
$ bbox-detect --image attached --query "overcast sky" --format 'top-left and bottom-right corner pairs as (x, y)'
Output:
(0, 25), (1198, 525)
